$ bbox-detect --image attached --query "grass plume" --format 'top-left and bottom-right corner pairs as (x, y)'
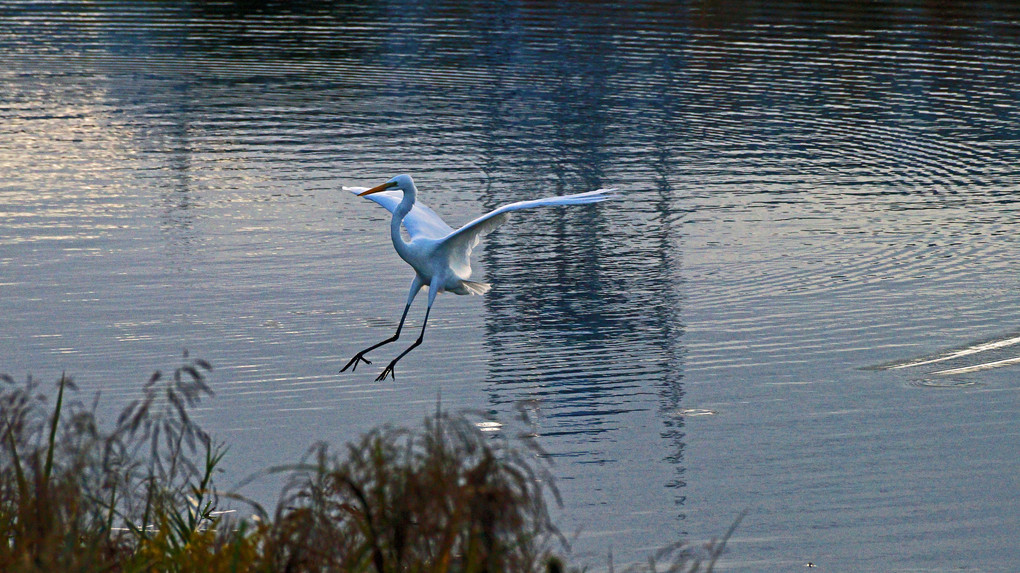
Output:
(0, 356), (734, 572)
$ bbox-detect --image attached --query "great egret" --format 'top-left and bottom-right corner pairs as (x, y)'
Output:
(341, 174), (616, 381)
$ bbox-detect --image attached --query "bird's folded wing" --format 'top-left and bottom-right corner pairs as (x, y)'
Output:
(346, 187), (454, 240)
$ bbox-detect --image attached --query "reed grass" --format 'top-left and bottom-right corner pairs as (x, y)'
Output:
(0, 355), (733, 572)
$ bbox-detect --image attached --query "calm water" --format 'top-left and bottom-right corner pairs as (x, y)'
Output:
(3, 1), (1020, 570)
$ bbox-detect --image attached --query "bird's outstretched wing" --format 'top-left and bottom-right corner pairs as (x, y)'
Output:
(346, 187), (454, 240)
(437, 188), (617, 279)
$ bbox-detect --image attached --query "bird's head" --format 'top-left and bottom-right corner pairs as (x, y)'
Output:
(358, 174), (415, 197)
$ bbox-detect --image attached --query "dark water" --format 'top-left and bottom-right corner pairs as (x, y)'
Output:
(3, 1), (1020, 570)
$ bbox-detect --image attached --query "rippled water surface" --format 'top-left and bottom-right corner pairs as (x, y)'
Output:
(3, 1), (1020, 570)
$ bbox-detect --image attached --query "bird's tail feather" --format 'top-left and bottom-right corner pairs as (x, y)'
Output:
(461, 280), (491, 295)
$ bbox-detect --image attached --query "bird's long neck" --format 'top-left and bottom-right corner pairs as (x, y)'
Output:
(390, 186), (416, 262)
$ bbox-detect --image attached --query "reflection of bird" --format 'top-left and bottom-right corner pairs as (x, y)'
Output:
(341, 174), (616, 381)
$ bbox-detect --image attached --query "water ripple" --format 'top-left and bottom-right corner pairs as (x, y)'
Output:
(4, 1), (1020, 568)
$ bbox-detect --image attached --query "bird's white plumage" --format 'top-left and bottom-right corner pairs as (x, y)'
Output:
(347, 184), (617, 284)
(341, 174), (616, 381)
(435, 189), (616, 280)
(345, 187), (454, 239)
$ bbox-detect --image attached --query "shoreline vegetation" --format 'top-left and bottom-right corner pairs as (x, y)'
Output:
(1, 354), (733, 572)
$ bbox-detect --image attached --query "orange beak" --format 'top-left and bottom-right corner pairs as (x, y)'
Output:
(357, 180), (398, 196)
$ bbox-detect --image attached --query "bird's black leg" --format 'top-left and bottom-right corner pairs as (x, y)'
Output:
(376, 306), (431, 381)
(340, 303), (411, 373)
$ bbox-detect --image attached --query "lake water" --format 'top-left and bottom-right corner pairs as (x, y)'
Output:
(3, 1), (1019, 570)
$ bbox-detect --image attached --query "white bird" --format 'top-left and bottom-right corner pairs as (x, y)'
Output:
(341, 174), (616, 381)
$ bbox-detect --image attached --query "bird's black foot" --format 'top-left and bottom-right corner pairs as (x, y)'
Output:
(375, 361), (398, 381)
(340, 353), (372, 373)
